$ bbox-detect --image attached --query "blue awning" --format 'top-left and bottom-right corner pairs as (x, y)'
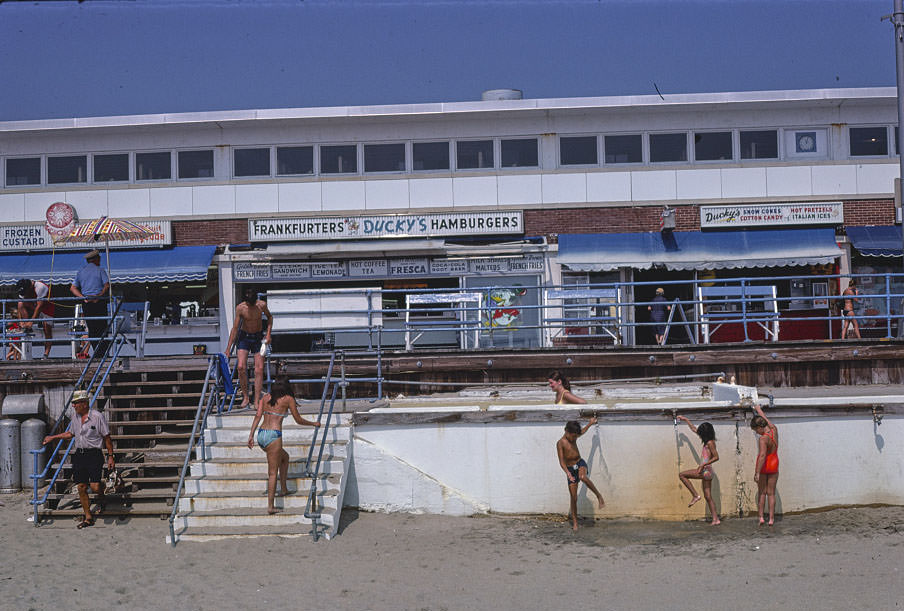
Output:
(557, 229), (843, 272)
(0, 245), (216, 286)
(846, 225), (903, 257)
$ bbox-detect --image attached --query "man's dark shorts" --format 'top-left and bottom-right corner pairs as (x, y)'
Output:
(71, 448), (104, 485)
(566, 458), (588, 485)
(236, 329), (263, 354)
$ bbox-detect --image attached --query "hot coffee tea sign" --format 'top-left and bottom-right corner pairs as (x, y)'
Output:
(701, 202), (843, 228)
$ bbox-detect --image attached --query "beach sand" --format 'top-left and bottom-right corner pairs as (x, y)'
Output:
(2, 494), (903, 610)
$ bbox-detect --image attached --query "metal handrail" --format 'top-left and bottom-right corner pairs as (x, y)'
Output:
(302, 352), (337, 476)
(303, 352), (344, 541)
(29, 301), (130, 525)
(168, 355), (232, 546)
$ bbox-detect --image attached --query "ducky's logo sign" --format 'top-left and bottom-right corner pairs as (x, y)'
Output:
(485, 286), (528, 329)
(701, 203), (843, 228)
(250, 212), (523, 241)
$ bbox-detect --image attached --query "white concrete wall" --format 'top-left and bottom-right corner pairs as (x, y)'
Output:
(0, 161), (895, 224)
(345, 411), (904, 519)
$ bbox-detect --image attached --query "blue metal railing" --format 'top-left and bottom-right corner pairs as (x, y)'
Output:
(28, 299), (130, 525)
(300, 350), (345, 541)
(168, 353), (238, 546)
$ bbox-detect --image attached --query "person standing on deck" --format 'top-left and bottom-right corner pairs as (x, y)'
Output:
(70, 250), (110, 360)
(16, 278), (55, 359)
(648, 287), (671, 346)
(225, 288), (273, 409)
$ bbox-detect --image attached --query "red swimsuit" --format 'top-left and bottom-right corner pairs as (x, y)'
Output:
(760, 428), (779, 474)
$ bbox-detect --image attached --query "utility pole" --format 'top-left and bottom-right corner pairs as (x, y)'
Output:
(887, 0), (904, 262)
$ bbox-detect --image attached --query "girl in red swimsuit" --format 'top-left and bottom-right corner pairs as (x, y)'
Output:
(750, 402), (779, 526)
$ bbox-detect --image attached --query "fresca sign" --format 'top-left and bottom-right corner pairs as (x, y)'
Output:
(249, 211), (523, 241)
(700, 202), (843, 228)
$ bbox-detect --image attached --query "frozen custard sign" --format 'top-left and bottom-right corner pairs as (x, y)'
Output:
(249, 212), (523, 242)
(701, 202), (843, 228)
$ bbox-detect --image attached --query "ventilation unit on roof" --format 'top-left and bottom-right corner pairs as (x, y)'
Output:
(481, 89), (523, 101)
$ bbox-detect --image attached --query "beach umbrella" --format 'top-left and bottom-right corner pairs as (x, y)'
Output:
(54, 216), (157, 291)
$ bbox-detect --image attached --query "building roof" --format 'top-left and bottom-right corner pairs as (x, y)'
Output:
(0, 87), (895, 134)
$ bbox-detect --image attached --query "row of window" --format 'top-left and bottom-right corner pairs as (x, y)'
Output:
(3, 126), (896, 187)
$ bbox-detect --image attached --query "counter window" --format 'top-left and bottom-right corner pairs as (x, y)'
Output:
(364, 143), (406, 173)
(604, 134), (642, 164)
(48, 155), (87, 184)
(320, 145), (358, 174)
(457, 140), (494, 169)
(412, 141), (450, 171)
(178, 150), (214, 179)
(5, 158), (40, 186)
(650, 133), (688, 163)
(234, 148), (271, 177)
(850, 127), (889, 157)
(560, 136), (598, 166)
(277, 146), (314, 175)
(694, 131), (733, 161)
(501, 138), (538, 168)
(93, 154), (129, 182)
(136, 152), (172, 180)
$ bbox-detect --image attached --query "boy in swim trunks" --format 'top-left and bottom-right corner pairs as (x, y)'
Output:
(225, 288), (273, 408)
(557, 417), (605, 531)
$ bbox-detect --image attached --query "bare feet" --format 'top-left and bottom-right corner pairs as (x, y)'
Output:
(768, 518), (774, 526)
(267, 507), (279, 515)
(759, 517), (766, 525)
(688, 495), (702, 508)
(239, 398), (250, 409)
(710, 518), (721, 526)
(572, 521), (578, 532)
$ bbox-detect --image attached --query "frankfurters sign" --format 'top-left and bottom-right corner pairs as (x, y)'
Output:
(248, 212), (523, 241)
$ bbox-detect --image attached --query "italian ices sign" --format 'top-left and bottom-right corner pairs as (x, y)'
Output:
(700, 202), (843, 228)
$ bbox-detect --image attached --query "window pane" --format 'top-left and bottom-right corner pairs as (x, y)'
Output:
(412, 142), (450, 171)
(850, 127), (889, 156)
(501, 139), (538, 168)
(136, 152), (171, 180)
(277, 146), (313, 175)
(560, 136), (597, 165)
(694, 132), (732, 161)
(364, 143), (406, 173)
(5, 158), (40, 186)
(604, 134), (642, 164)
(321, 145), (357, 174)
(178, 150), (214, 179)
(234, 148), (270, 177)
(47, 156), (87, 184)
(93, 154), (129, 182)
(740, 130), (778, 159)
(650, 133), (687, 163)
(456, 140), (494, 169)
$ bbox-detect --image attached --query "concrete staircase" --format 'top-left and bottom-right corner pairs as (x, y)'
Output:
(166, 411), (352, 543)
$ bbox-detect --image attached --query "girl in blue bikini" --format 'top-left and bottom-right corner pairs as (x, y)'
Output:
(247, 377), (320, 514)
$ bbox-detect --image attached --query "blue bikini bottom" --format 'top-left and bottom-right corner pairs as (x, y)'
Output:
(256, 428), (282, 449)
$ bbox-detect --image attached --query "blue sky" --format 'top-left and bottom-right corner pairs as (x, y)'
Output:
(0, 0), (892, 121)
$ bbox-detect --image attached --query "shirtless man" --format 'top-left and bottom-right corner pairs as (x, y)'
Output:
(841, 279), (861, 340)
(16, 278), (55, 359)
(225, 288), (273, 408)
(556, 417), (605, 531)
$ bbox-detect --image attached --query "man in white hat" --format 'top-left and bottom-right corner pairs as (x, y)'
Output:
(43, 389), (114, 528)
(70, 249), (110, 359)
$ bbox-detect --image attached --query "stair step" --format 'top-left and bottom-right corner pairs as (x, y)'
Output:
(189, 459), (344, 478)
(108, 420), (196, 427)
(202, 444), (346, 460)
(44, 488), (175, 500)
(166, 524), (318, 543)
(108, 380), (206, 388)
(42, 503), (173, 519)
(183, 474), (338, 494)
(108, 392), (204, 400)
(111, 432), (200, 440)
(174, 506), (335, 529)
(179, 490), (337, 512)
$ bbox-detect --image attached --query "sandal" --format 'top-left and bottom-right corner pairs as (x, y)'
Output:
(76, 518), (95, 529)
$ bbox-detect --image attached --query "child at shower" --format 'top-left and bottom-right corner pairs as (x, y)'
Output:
(557, 417), (605, 531)
(675, 414), (721, 525)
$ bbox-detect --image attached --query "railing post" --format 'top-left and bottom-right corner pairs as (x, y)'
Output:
(886, 273), (893, 339)
(740, 280), (751, 342)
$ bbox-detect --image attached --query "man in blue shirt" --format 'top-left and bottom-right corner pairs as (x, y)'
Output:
(70, 250), (110, 359)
